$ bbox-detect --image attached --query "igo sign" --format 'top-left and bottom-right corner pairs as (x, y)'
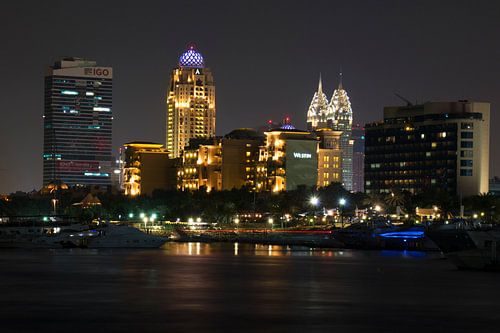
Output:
(293, 152), (312, 159)
(84, 67), (112, 77)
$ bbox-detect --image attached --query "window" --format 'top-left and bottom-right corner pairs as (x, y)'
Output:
(460, 169), (473, 176)
(426, 152), (432, 157)
(461, 123), (473, 130)
(461, 150), (473, 158)
(460, 160), (473, 167)
(461, 131), (473, 139)
(246, 151), (251, 157)
(461, 141), (473, 148)
(431, 142), (437, 148)
(438, 132), (447, 138)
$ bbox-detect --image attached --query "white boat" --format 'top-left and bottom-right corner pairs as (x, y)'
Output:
(0, 224), (90, 248)
(84, 224), (167, 248)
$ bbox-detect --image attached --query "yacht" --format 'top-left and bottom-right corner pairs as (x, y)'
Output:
(427, 224), (500, 270)
(84, 224), (167, 248)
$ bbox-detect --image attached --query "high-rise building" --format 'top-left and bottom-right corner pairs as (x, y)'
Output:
(351, 124), (365, 193)
(166, 44), (216, 158)
(329, 74), (353, 191)
(120, 142), (176, 196)
(306, 75), (331, 130)
(365, 101), (490, 197)
(43, 58), (112, 189)
(306, 73), (354, 191)
(315, 129), (342, 188)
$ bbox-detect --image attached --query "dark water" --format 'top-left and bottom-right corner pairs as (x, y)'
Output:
(0, 243), (499, 333)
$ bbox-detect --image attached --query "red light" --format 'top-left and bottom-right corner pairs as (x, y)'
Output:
(268, 119), (273, 124)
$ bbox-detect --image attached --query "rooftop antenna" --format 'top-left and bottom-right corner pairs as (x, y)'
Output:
(394, 93), (413, 106)
(338, 67), (343, 90)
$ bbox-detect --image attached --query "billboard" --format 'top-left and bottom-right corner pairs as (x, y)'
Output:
(285, 140), (318, 190)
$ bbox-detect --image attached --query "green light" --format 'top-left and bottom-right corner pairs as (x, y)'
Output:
(43, 217), (49, 222)
(128, 213), (134, 218)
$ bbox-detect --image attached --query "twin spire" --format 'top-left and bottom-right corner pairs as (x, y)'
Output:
(317, 71), (343, 94)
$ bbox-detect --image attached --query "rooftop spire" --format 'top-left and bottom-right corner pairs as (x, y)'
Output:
(318, 73), (323, 94)
(338, 68), (343, 90)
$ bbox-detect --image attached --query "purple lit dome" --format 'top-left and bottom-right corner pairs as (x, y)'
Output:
(179, 44), (204, 68)
(281, 124), (296, 130)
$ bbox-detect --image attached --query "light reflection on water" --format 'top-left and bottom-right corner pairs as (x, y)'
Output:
(161, 242), (431, 258)
(1, 243), (498, 332)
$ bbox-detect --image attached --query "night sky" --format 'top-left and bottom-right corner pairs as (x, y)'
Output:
(1, 0), (499, 193)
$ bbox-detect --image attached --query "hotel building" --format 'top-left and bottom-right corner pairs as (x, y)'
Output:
(221, 129), (265, 190)
(365, 101), (490, 196)
(177, 138), (222, 192)
(120, 142), (175, 196)
(43, 58), (112, 188)
(166, 45), (216, 158)
(315, 129), (342, 188)
(259, 126), (318, 192)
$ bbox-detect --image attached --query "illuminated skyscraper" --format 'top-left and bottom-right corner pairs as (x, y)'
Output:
(166, 44), (216, 158)
(306, 73), (354, 191)
(306, 75), (331, 130)
(43, 58), (113, 188)
(329, 73), (353, 191)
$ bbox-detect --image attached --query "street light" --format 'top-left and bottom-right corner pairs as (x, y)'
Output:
(268, 217), (273, 232)
(309, 196), (320, 207)
(140, 213), (145, 219)
(234, 218), (239, 232)
(339, 198), (346, 228)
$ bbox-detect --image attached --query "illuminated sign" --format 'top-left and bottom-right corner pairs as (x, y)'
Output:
(56, 161), (99, 172)
(293, 152), (312, 159)
(84, 68), (111, 77)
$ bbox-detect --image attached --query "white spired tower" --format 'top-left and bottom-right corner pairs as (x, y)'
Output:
(166, 44), (216, 158)
(329, 72), (353, 191)
(306, 75), (331, 130)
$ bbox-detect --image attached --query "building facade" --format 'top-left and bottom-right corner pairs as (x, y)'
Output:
(43, 58), (112, 188)
(120, 142), (175, 196)
(315, 129), (342, 188)
(365, 101), (490, 197)
(221, 129), (265, 190)
(166, 45), (216, 158)
(178, 138), (222, 192)
(259, 127), (318, 192)
(351, 124), (365, 193)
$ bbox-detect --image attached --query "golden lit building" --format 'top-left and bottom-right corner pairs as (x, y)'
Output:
(178, 138), (222, 192)
(120, 142), (175, 196)
(221, 129), (265, 190)
(315, 129), (342, 187)
(259, 126), (318, 192)
(166, 44), (216, 158)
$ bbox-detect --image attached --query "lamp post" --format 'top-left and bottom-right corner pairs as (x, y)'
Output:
(234, 218), (240, 232)
(268, 217), (273, 233)
(339, 198), (346, 228)
(309, 196), (320, 226)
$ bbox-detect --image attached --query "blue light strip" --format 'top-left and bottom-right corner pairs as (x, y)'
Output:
(378, 231), (424, 239)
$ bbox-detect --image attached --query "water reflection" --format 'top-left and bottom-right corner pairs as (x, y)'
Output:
(161, 242), (368, 257)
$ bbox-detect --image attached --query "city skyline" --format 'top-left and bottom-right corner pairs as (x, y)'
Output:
(1, 0), (499, 193)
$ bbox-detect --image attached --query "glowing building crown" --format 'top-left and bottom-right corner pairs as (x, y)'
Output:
(179, 44), (205, 68)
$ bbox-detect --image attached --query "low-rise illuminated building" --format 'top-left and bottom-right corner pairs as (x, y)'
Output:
(259, 126), (318, 192)
(221, 129), (265, 190)
(315, 129), (342, 187)
(178, 138), (222, 191)
(120, 142), (175, 196)
(365, 101), (490, 196)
